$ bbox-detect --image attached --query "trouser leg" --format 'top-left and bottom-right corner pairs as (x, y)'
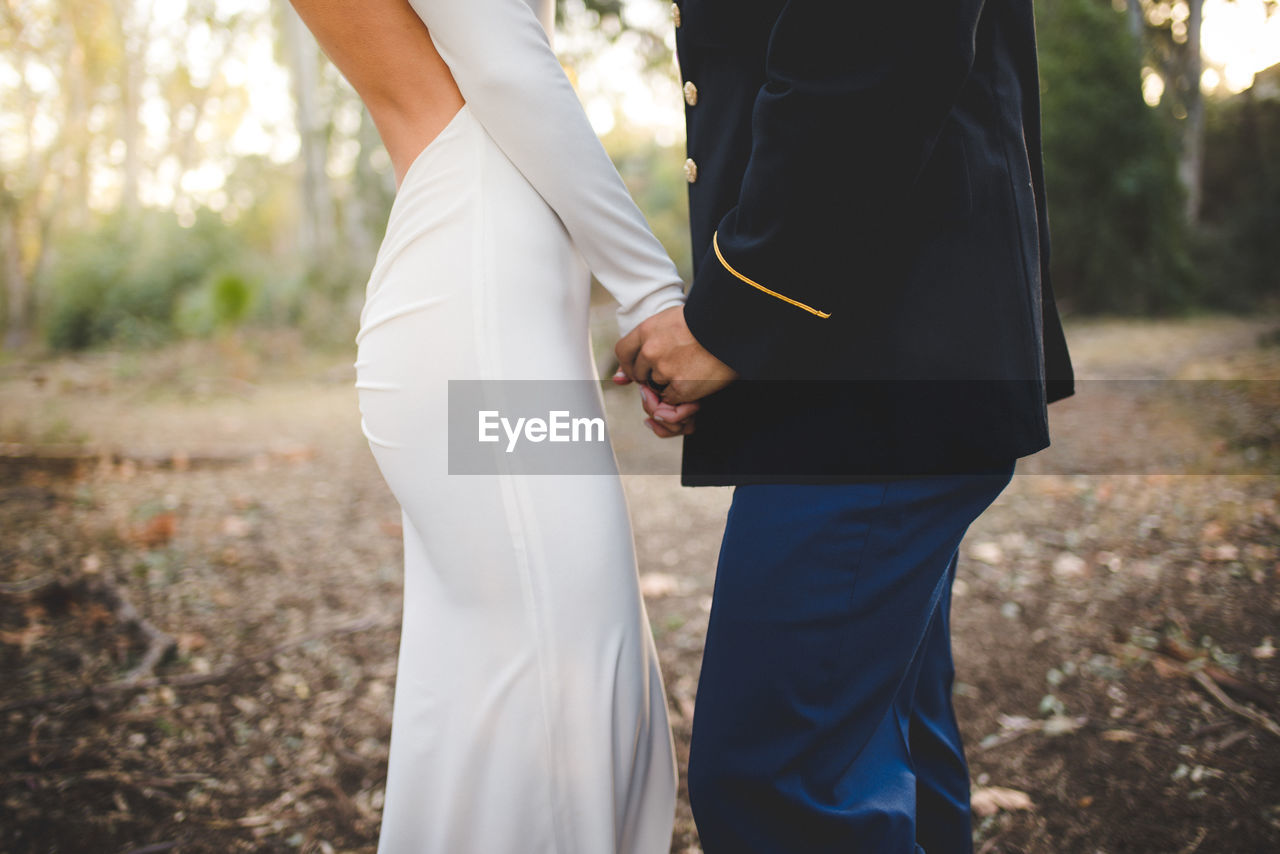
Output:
(686, 467), (1012, 854)
(910, 548), (975, 854)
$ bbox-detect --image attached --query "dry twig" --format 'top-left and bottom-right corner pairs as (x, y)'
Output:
(1190, 669), (1280, 740)
(0, 576), (60, 597)
(1, 616), (397, 713)
(91, 575), (177, 684)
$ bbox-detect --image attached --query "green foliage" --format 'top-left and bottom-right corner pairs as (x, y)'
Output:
(175, 271), (258, 337)
(40, 207), (264, 350)
(1197, 88), (1280, 310)
(279, 261), (368, 352)
(604, 128), (694, 282)
(1036, 0), (1199, 314)
(37, 191), (370, 353)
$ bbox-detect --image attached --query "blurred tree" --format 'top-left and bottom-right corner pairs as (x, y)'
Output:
(276, 0), (336, 267)
(557, 0), (672, 71)
(1130, 0), (1206, 223)
(0, 0), (264, 351)
(345, 105), (393, 264)
(1198, 65), (1280, 307)
(109, 0), (145, 215)
(1129, 0), (1280, 224)
(603, 125), (692, 282)
(1184, 0), (1204, 221)
(1037, 0), (1198, 313)
(1, 1), (86, 349)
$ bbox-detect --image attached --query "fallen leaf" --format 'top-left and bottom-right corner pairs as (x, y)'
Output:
(1095, 550), (1122, 573)
(639, 573), (682, 598)
(77, 601), (115, 632)
(1251, 637), (1275, 660)
(221, 515), (252, 538)
(269, 442), (316, 463)
(176, 631), (208, 654)
(996, 714), (1035, 732)
(0, 622), (49, 652)
(1200, 520), (1225, 542)
(971, 786), (1034, 817)
(1102, 729), (1139, 742)
(969, 541), (1004, 566)
(1201, 543), (1239, 562)
(232, 695), (261, 716)
(129, 512), (177, 548)
(1053, 552), (1088, 578)
(1043, 714), (1085, 736)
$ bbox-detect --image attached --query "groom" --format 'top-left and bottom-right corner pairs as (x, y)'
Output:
(615, 1), (1074, 852)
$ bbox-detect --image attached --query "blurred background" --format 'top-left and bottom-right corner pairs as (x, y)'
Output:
(1, 2), (1278, 853)
(0, 0), (1277, 356)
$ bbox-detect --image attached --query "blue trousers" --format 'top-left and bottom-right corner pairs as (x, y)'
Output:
(687, 464), (1016, 854)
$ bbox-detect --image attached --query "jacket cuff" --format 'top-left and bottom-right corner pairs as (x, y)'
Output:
(682, 232), (834, 381)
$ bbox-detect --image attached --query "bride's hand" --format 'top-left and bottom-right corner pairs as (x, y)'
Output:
(612, 369), (699, 438)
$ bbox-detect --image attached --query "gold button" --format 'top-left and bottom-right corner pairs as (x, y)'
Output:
(671, 3), (681, 27)
(684, 157), (698, 183)
(683, 80), (698, 106)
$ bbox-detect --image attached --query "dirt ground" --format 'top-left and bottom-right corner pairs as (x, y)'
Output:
(1, 313), (1277, 854)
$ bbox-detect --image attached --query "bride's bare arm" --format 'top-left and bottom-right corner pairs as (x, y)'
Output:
(286, 0), (463, 188)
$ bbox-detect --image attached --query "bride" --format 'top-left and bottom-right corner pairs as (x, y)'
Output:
(286, 0), (697, 851)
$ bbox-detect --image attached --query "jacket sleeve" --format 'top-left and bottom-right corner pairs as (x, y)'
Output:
(404, 0), (686, 339)
(680, 1), (987, 379)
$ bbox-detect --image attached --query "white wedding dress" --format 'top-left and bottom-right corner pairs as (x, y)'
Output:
(351, 0), (683, 851)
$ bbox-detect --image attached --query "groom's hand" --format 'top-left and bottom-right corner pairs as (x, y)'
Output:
(614, 305), (739, 409)
(611, 364), (702, 439)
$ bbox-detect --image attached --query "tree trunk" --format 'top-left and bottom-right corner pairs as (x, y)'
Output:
(1126, 0), (1145, 44)
(112, 0), (142, 214)
(62, 24), (92, 232)
(347, 103), (392, 265)
(279, 0), (335, 265)
(1180, 0), (1204, 225)
(2, 203), (29, 352)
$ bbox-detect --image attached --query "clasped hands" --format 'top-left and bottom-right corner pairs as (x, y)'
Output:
(612, 305), (738, 438)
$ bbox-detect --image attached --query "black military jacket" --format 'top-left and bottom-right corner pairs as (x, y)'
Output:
(672, 0), (1075, 485)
